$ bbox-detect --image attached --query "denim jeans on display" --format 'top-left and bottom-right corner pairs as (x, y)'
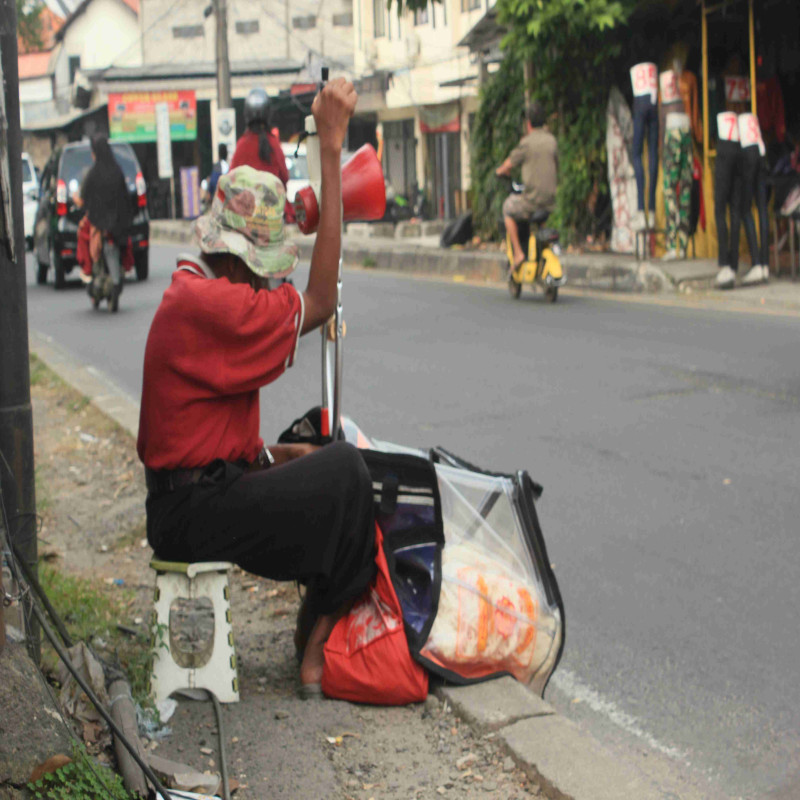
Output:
(632, 96), (659, 213)
(714, 139), (743, 269)
(740, 145), (770, 267)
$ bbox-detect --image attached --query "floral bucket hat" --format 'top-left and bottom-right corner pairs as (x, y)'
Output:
(194, 166), (299, 278)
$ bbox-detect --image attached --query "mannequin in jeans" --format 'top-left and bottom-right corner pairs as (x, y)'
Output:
(738, 112), (770, 285)
(630, 62), (658, 231)
(714, 111), (743, 289)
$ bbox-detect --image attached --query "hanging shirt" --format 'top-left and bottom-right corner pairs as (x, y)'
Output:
(137, 255), (304, 470)
(756, 76), (786, 143)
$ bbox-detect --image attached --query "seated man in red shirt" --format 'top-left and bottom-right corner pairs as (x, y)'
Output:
(137, 79), (372, 696)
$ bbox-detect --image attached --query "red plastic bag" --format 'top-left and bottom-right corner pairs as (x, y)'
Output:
(321, 525), (429, 705)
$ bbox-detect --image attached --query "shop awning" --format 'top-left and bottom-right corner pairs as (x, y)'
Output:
(21, 104), (104, 132)
(457, 7), (504, 56)
(91, 59), (305, 83)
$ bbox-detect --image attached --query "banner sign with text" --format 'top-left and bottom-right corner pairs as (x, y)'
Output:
(108, 91), (197, 143)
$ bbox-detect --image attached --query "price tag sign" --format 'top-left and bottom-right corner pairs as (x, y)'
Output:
(630, 62), (657, 103)
(717, 112), (740, 143)
(659, 70), (679, 104)
(738, 113), (765, 154)
(724, 76), (751, 103)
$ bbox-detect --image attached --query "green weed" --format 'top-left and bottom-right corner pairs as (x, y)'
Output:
(27, 742), (136, 799)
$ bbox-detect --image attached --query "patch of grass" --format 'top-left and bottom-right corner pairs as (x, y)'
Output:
(28, 742), (137, 799)
(40, 564), (120, 643)
(362, 255), (377, 268)
(29, 353), (49, 386)
(35, 465), (51, 513)
(39, 562), (154, 708)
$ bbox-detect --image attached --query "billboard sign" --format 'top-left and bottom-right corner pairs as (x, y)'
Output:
(108, 91), (197, 143)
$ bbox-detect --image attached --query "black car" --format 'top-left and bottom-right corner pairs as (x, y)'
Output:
(34, 140), (150, 288)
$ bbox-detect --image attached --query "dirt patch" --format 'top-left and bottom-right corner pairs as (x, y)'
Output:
(25, 356), (546, 798)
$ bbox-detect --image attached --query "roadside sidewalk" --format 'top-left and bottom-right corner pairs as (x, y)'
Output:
(27, 330), (695, 800)
(150, 218), (800, 315)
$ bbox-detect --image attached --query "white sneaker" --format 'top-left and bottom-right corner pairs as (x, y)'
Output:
(632, 210), (646, 231)
(762, 265), (769, 283)
(646, 210), (656, 229)
(662, 249), (679, 261)
(741, 264), (767, 286)
(79, 271), (92, 285)
(715, 266), (736, 289)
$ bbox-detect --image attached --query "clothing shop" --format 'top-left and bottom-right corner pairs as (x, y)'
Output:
(608, 0), (800, 278)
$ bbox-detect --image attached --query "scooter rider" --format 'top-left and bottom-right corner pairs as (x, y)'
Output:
(137, 79), (375, 696)
(75, 135), (132, 290)
(495, 101), (558, 271)
(231, 89), (289, 188)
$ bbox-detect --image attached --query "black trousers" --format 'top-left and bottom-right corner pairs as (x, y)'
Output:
(632, 96), (658, 213)
(146, 442), (376, 618)
(740, 145), (770, 267)
(714, 140), (743, 270)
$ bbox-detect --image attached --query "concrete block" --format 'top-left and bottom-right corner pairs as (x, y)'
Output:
(422, 220), (446, 237)
(346, 222), (395, 238)
(345, 222), (371, 237)
(438, 677), (555, 733)
(395, 221), (422, 238)
(500, 715), (661, 800)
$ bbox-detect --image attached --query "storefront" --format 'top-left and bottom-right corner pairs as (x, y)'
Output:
(620, 0), (799, 269)
(700, 0), (800, 273)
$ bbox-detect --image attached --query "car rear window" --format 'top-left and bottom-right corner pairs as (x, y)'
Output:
(60, 144), (140, 189)
(22, 160), (33, 182)
(285, 153), (308, 180)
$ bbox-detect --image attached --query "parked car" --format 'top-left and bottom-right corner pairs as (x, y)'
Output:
(282, 141), (309, 204)
(22, 152), (39, 250)
(33, 140), (149, 288)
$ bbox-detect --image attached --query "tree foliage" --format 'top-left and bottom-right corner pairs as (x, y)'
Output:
(16, 0), (46, 52)
(471, 0), (637, 242)
(469, 55), (526, 240)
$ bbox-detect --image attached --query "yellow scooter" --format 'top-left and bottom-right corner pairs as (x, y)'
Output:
(505, 192), (566, 303)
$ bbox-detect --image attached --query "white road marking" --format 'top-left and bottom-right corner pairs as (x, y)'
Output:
(550, 668), (688, 762)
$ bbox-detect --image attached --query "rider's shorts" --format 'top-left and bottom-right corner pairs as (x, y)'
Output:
(502, 193), (536, 221)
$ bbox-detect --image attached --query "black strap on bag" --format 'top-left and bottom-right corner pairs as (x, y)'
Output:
(359, 449), (444, 656)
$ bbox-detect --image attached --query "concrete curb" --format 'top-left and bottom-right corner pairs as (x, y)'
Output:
(436, 679), (665, 800)
(149, 220), (691, 294)
(29, 328), (672, 800)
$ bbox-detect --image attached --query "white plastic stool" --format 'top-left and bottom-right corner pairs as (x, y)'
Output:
(149, 559), (239, 704)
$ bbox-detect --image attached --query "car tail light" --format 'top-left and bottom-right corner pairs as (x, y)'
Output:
(135, 171), (147, 207)
(56, 179), (67, 216)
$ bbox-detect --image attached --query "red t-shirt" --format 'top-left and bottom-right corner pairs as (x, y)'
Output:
(230, 130), (289, 186)
(137, 256), (304, 470)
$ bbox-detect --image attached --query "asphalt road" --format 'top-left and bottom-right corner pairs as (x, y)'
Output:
(26, 243), (800, 799)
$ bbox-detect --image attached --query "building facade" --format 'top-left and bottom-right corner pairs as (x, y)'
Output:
(353, 0), (494, 217)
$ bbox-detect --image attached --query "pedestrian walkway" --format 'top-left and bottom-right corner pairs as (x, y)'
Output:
(149, 219), (800, 316)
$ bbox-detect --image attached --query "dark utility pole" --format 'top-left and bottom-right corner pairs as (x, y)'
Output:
(0, 0), (39, 655)
(213, 0), (232, 109)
